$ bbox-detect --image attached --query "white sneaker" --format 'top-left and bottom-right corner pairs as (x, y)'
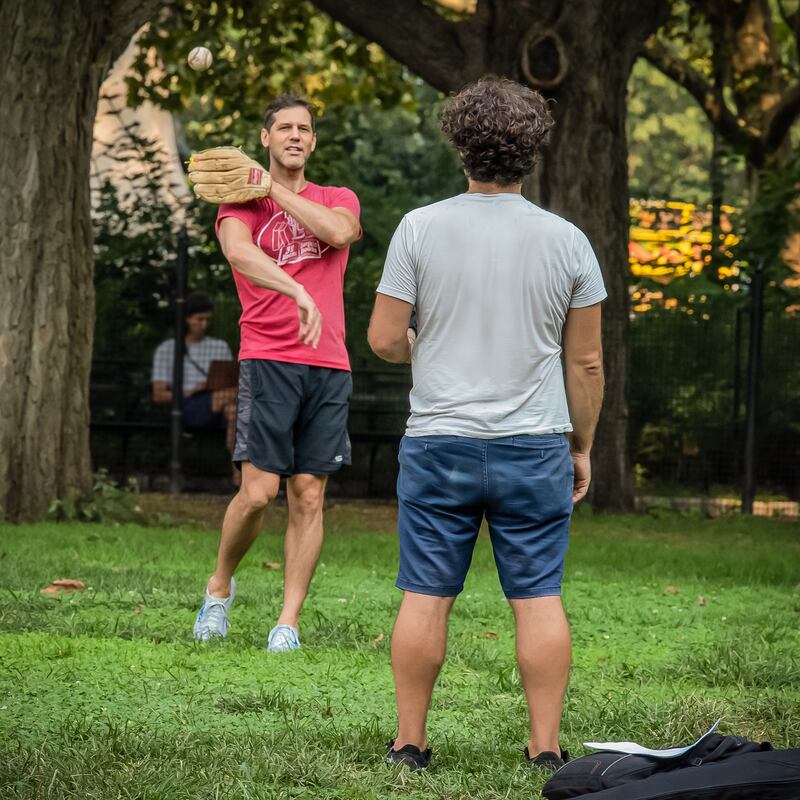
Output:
(193, 577), (236, 640)
(267, 623), (300, 652)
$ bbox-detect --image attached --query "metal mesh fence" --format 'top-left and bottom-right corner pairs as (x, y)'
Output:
(629, 306), (799, 514)
(90, 294), (799, 514)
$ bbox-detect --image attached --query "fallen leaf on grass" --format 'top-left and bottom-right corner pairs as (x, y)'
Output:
(371, 633), (385, 647)
(261, 561), (281, 570)
(664, 585), (679, 595)
(41, 579), (85, 596)
(697, 596), (707, 607)
(484, 631), (498, 639)
(133, 604), (144, 615)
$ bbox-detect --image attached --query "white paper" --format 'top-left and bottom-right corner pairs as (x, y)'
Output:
(583, 719), (721, 759)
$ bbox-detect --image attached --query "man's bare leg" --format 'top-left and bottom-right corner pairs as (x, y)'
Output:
(510, 596), (571, 757)
(276, 473), (327, 628)
(392, 592), (456, 750)
(207, 462), (280, 598)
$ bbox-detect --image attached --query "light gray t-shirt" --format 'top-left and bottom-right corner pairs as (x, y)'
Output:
(377, 193), (606, 438)
(152, 337), (233, 394)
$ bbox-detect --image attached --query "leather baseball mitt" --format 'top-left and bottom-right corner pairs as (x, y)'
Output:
(187, 146), (272, 204)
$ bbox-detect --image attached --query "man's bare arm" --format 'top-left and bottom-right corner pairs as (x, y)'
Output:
(368, 294), (414, 364)
(269, 182), (360, 250)
(219, 217), (322, 348)
(563, 303), (604, 501)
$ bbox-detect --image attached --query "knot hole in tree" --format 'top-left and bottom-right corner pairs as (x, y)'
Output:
(521, 27), (568, 89)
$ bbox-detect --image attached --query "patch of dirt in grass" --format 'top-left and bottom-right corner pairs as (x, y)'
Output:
(137, 493), (231, 528)
(137, 493), (398, 534)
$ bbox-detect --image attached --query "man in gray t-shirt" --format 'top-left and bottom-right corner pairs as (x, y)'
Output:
(369, 77), (606, 773)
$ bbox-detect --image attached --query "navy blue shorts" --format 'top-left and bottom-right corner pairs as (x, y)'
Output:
(182, 391), (221, 429)
(396, 434), (573, 599)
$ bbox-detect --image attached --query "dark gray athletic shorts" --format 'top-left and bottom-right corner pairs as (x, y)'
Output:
(233, 359), (352, 476)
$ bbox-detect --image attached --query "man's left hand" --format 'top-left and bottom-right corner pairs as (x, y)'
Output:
(188, 147), (272, 204)
(571, 450), (591, 503)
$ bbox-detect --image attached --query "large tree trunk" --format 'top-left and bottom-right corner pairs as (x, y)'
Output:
(0, 1), (162, 521)
(527, 3), (651, 511)
(314, 0), (666, 510)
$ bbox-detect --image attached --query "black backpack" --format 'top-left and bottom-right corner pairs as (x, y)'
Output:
(542, 735), (800, 800)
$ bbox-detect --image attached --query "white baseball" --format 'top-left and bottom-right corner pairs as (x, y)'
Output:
(187, 47), (213, 72)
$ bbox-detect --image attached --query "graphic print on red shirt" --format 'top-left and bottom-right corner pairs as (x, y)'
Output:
(216, 182), (360, 371)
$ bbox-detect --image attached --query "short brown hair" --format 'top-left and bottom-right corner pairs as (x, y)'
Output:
(440, 77), (554, 185)
(263, 94), (317, 132)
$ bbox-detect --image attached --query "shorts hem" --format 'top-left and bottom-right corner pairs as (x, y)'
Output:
(396, 579), (463, 597)
(292, 463), (348, 476)
(504, 587), (562, 600)
(233, 456), (290, 478)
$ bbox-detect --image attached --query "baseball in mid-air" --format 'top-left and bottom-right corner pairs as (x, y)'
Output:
(187, 47), (213, 71)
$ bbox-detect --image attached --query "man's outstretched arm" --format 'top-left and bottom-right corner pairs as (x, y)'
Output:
(219, 217), (322, 348)
(368, 294), (414, 364)
(563, 303), (604, 502)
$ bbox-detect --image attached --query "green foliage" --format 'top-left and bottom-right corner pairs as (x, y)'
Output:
(47, 471), (172, 526)
(91, 116), (249, 360)
(129, 1), (414, 139)
(655, 1), (800, 104)
(1, 509), (799, 798)
(93, 116), (182, 361)
(627, 59), (718, 205)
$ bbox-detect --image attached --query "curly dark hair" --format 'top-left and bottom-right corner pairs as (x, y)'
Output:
(440, 77), (554, 185)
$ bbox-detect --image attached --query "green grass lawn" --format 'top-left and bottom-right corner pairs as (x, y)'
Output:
(1, 501), (799, 799)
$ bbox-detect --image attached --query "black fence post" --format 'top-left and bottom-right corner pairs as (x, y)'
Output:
(170, 227), (189, 495)
(742, 260), (766, 514)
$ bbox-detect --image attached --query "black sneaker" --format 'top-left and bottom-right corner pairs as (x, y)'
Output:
(386, 739), (431, 771)
(524, 747), (570, 772)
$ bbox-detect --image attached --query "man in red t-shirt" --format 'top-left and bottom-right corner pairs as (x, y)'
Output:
(193, 95), (361, 652)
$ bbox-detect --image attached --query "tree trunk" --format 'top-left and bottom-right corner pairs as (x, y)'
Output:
(314, 0), (666, 510)
(527, 3), (654, 511)
(0, 1), (162, 521)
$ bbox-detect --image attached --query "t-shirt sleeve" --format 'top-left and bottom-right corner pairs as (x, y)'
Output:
(152, 340), (173, 383)
(215, 200), (268, 238)
(570, 228), (607, 308)
(328, 186), (362, 240)
(328, 187), (360, 220)
(377, 215), (417, 305)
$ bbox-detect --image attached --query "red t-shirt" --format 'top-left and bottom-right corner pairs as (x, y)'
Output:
(216, 182), (360, 371)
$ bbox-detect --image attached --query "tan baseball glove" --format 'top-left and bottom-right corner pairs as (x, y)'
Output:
(187, 146), (272, 204)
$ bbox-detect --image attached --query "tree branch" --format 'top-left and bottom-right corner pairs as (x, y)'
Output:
(311, 0), (479, 92)
(105, 0), (165, 62)
(764, 81), (800, 153)
(642, 36), (758, 153)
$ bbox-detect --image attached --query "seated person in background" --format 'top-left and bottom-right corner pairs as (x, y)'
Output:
(152, 292), (238, 474)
